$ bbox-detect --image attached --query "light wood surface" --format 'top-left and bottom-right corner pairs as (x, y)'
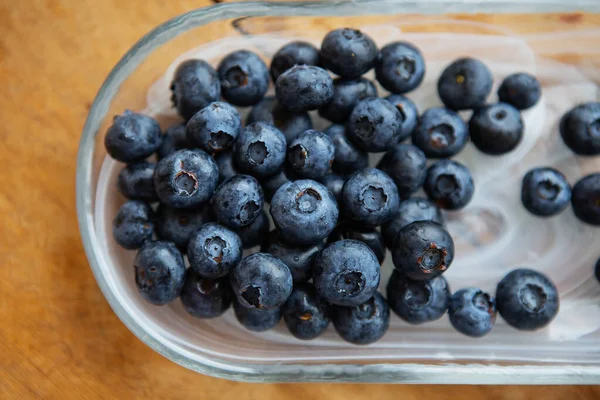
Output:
(1, 1), (599, 398)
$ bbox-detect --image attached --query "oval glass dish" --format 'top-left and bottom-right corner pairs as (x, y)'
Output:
(77, 1), (600, 383)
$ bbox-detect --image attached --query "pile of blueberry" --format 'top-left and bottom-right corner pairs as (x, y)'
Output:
(106, 27), (600, 344)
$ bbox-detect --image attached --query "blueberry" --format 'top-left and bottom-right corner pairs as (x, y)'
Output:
(270, 41), (320, 82)
(154, 149), (219, 209)
(113, 200), (155, 250)
(233, 298), (282, 332)
(496, 268), (559, 331)
(104, 110), (161, 162)
(246, 96), (312, 143)
(412, 107), (469, 158)
(385, 94), (419, 141)
(282, 283), (330, 340)
(323, 124), (368, 175)
(424, 160), (474, 210)
(231, 252), (293, 310)
(180, 269), (232, 318)
(186, 102), (241, 153)
(328, 221), (385, 264)
(217, 50), (269, 107)
(234, 122), (287, 178)
(319, 78), (378, 123)
(319, 173), (345, 203)
(214, 151), (239, 184)
(448, 288), (496, 338)
(332, 292), (390, 345)
(134, 241), (186, 305)
(262, 230), (321, 283)
(386, 270), (450, 324)
(187, 222), (243, 279)
(275, 65), (334, 112)
(287, 129), (335, 179)
(346, 98), (403, 152)
(375, 41), (425, 94)
(117, 161), (157, 202)
(559, 102), (600, 156)
(437, 57), (493, 111)
(469, 102), (524, 155)
(377, 144), (427, 199)
(235, 209), (270, 249)
(211, 174), (264, 229)
(157, 123), (191, 160)
(381, 198), (444, 249)
(261, 168), (294, 203)
(170, 59), (221, 121)
(521, 167), (571, 217)
(270, 179), (339, 245)
(341, 168), (400, 227)
(497, 72), (541, 110)
(313, 239), (380, 307)
(320, 28), (378, 79)
(571, 173), (600, 225)
(155, 204), (214, 250)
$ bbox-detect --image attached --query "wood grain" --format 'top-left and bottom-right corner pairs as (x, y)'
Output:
(0, 1), (598, 398)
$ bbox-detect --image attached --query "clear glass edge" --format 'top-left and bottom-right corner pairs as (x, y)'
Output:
(76, 1), (600, 383)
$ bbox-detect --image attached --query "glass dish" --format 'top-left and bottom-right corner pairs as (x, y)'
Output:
(76, 1), (600, 383)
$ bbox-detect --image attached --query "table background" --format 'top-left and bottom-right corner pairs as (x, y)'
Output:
(1, 1), (599, 398)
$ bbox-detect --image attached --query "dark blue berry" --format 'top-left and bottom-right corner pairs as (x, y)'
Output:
(341, 168), (400, 227)
(469, 102), (523, 155)
(187, 222), (243, 279)
(320, 28), (378, 79)
(104, 110), (161, 162)
(287, 129), (335, 179)
(319, 78), (378, 123)
(332, 292), (389, 345)
(496, 268), (559, 331)
(377, 144), (427, 199)
(261, 168), (293, 203)
(180, 269), (232, 318)
(231, 252), (293, 310)
(155, 204), (214, 250)
(412, 107), (468, 158)
(448, 288), (496, 338)
(211, 174), (264, 229)
(387, 271), (450, 325)
(270, 41), (320, 82)
(214, 151), (239, 184)
(571, 173), (600, 225)
(497, 72), (541, 110)
(246, 96), (312, 143)
(392, 220), (454, 281)
(375, 41), (425, 94)
(324, 124), (368, 175)
(319, 173), (345, 203)
(275, 65), (334, 112)
(157, 123), (191, 160)
(270, 179), (339, 245)
(117, 161), (157, 202)
(521, 167), (571, 217)
(282, 283), (330, 340)
(385, 94), (419, 141)
(347, 98), (403, 152)
(235, 209), (269, 249)
(328, 221), (385, 264)
(186, 102), (241, 153)
(437, 57), (493, 110)
(382, 197), (444, 249)
(154, 149), (219, 209)
(170, 59), (221, 121)
(559, 102), (600, 156)
(313, 239), (380, 307)
(218, 50), (269, 107)
(424, 160), (474, 210)
(113, 200), (155, 250)
(261, 230), (321, 284)
(134, 241), (186, 305)
(233, 298), (281, 332)
(234, 122), (287, 178)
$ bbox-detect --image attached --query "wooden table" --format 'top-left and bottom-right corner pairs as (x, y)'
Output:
(1, 1), (598, 398)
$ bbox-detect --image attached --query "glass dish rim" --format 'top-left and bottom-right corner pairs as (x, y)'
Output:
(76, 0), (600, 383)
